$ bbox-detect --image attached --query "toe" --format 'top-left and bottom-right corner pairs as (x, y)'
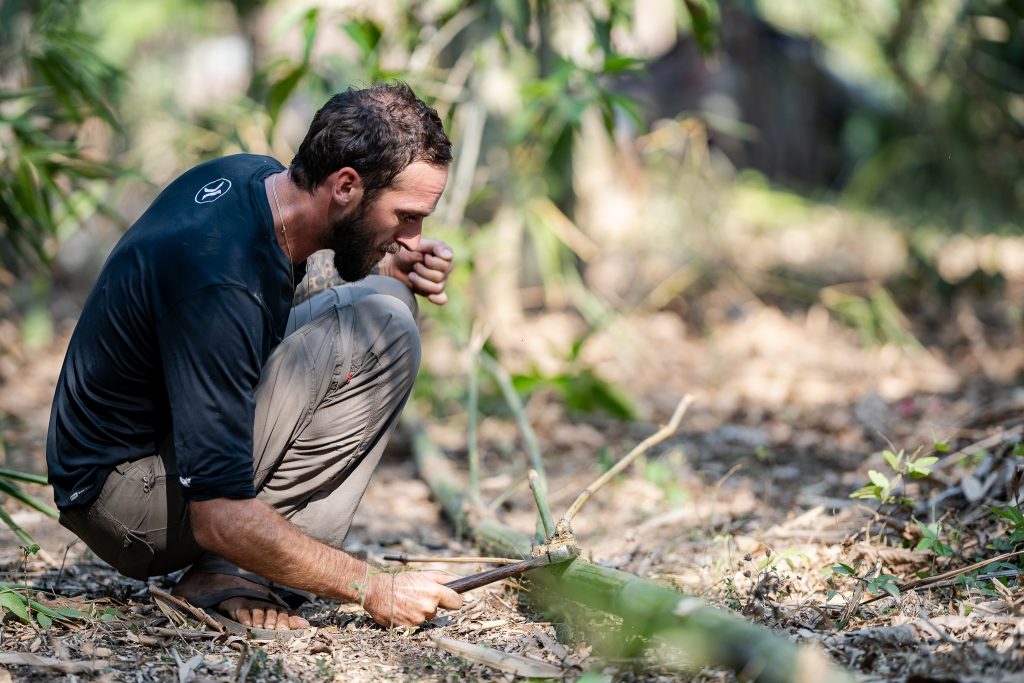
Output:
(289, 613), (310, 629)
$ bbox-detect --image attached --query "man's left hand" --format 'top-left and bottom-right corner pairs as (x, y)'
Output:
(380, 238), (454, 305)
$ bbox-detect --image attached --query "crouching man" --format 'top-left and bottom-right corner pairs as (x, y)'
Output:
(47, 82), (463, 633)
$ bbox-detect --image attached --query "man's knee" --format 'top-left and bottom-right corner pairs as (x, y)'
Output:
(360, 274), (418, 318)
(351, 292), (421, 387)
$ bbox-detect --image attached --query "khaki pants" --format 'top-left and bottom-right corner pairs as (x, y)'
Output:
(59, 276), (420, 581)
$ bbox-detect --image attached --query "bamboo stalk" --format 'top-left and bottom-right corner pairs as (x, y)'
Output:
(559, 395), (693, 530)
(411, 421), (852, 683)
(528, 469), (556, 538)
(480, 353), (547, 484)
(466, 343), (482, 507)
(0, 479), (59, 518)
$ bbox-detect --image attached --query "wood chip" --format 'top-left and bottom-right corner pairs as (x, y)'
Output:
(429, 636), (565, 678)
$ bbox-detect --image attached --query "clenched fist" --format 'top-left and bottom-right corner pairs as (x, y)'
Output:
(362, 570), (463, 627)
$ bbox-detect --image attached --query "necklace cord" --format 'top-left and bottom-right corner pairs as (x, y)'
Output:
(271, 173), (297, 295)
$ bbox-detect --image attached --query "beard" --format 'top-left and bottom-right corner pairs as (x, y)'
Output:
(328, 203), (398, 282)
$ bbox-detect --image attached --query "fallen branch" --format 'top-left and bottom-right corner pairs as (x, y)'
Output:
(411, 422), (851, 683)
(429, 635), (566, 678)
(0, 652), (111, 673)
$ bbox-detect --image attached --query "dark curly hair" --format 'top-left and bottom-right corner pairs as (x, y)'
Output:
(289, 82), (451, 201)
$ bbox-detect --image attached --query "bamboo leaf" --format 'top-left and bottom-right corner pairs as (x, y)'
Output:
(0, 505), (40, 553)
(0, 467), (49, 486)
(0, 479), (59, 518)
(0, 590), (30, 622)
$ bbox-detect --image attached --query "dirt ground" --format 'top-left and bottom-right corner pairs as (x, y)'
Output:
(2, 276), (1024, 681)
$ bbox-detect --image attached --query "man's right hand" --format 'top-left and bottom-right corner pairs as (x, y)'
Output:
(362, 570), (463, 627)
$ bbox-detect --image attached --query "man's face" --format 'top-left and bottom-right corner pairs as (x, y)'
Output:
(328, 161), (448, 281)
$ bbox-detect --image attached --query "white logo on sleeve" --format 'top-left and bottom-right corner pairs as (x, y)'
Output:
(179, 476), (192, 487)
(195, 178), (232, 204)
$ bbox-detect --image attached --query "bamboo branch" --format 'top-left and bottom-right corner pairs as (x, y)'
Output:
(486, 471), (528, 512)
(480, 353), (547, 484)
(528, 469), (556, 538)
(559, 395), (693, 530)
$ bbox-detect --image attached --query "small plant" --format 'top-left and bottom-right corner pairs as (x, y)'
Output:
(830, 563), (901, 600)
(850, 448), (938, 506)
(913, 519), (955, 557)
(991, 505), (1024, 550)
(0, 465), (60, 554)
(0, 584), (91, 630)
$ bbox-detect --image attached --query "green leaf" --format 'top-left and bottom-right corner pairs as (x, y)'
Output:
(0, 506), (40, 553)
(0, 467), (49, 486)
(868, 470), (890, 489)
(0, 591), (30, 622)
(850, 484), (881, 500)
(601, 55), (645, 74)
(36, 612), (53, 629)
(682, 0), (718, 56)
(342, 19), (382, 61)
(266, 64), (308, 131)
(907, 456), (938, 478)
(0, 479), (59, 518)
(934, 441), (951, 453)
(882, 449), (901, 470)
(832, 563), (856, 575)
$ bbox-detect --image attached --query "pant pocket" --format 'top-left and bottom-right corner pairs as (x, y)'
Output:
(63, 504), (156, 580)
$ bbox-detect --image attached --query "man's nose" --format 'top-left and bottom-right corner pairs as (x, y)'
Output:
(396, 220), (422, 251)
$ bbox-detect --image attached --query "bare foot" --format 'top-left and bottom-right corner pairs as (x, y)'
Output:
(173, 570), (309, 631)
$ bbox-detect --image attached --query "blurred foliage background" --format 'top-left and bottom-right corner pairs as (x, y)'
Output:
(1, 0), (1023, 423)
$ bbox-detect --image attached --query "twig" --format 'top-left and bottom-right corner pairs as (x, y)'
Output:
(480, 353), (547, 484)
(149, 585), (225, 633)
(934, 424), (1024, 473)
(558, 395), (693, 529)
(859, 548), (1024, 607)
(486, 472), (529, 512)
(528, 469), (556, 538)
(382, 554), (519, 565)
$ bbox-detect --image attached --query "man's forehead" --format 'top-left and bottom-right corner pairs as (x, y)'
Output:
(392, 161), (449, 192)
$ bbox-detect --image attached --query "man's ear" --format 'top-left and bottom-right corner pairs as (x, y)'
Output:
(328, 167), (364, 210)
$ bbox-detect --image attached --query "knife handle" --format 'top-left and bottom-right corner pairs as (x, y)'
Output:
(443, 554), (551, 594)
